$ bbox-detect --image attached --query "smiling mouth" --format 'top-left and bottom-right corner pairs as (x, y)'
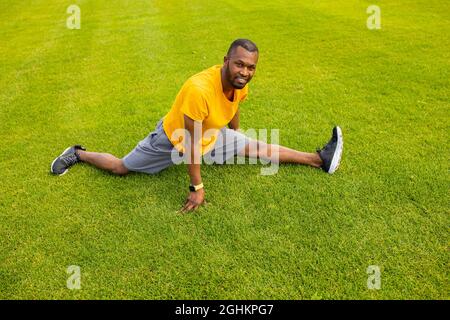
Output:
(235, 77), (247, 85)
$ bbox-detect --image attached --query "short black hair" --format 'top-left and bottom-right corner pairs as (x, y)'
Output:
(227, 39), (259, 56)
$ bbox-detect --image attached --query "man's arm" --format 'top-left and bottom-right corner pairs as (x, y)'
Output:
(228, 108), (240, 131)
(180, 114), (205, 213)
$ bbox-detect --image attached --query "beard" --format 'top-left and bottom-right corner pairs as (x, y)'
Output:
(225, 63), (248, 89)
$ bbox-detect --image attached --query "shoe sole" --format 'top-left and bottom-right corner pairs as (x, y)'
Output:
(50, 146), (72, 176)
(328, 126), (343, 174)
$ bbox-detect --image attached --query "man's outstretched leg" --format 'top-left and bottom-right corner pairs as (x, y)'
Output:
(50, 145), (129, 176)
(238, 126), (343, 174)
(77, 150), (129, 175)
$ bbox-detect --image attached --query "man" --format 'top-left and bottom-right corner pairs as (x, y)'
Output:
(51, 39), (343, 213)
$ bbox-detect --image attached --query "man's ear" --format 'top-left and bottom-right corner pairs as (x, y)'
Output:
(223, 55), (228, 64)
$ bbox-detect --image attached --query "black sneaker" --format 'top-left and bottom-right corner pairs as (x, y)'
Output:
(50, 145), (86, 175)
(317, 126), (343, 174)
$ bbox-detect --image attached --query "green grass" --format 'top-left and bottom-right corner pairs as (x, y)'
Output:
(0, 0), (448, 299)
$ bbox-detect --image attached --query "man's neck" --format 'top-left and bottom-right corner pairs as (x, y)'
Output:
(220, 67), (234, 101)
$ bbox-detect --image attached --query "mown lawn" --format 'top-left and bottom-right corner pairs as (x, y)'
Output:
(0, 0), (448, 299)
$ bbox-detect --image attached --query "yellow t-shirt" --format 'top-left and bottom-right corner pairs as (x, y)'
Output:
(163, 65), (248, 154)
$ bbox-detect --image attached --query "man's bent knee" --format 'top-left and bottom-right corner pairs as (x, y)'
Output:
(112, 160), (129, 176)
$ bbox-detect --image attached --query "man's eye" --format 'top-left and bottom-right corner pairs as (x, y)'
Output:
(236, 63), (243, 67)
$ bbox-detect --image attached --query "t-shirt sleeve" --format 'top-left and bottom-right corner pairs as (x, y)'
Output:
(179, 85), (209, 121)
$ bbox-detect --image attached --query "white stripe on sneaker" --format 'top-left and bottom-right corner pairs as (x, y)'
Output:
(328, 126), (343, 174)
(50, 146), (72, 175)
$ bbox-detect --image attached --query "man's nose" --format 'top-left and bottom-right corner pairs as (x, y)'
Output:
(239, 67), (249, 77)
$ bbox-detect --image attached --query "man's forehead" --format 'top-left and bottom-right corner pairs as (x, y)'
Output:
(229, 46), (258, 64)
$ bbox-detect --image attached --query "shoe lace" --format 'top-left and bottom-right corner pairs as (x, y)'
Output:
(62, 154), (79, 166)
(317, 135), (335, 154)
(317, 142), (329, 154)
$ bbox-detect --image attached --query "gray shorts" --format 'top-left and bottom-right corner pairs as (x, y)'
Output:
(122, 119), (250, 174)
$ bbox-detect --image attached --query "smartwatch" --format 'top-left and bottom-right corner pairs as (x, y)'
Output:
(189, 183), (204, 192)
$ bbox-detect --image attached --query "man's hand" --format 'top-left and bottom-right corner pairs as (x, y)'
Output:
(180, 189), (206, 213)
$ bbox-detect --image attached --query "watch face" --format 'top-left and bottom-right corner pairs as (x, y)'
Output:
(189, 186), (195, 192)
